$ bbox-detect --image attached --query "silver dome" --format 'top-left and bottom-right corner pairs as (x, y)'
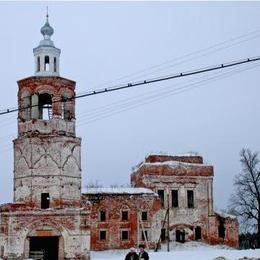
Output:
(40, 15), (54, 38)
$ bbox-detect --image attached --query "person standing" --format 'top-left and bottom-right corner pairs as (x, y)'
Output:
(125, 247), (138, 260)
(138, 244), (149, 260)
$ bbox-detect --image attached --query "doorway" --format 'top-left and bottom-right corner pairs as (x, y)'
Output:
(195, 226), (202, 240)
(176, 230), (185, 243)
(29, 236), (59, 260)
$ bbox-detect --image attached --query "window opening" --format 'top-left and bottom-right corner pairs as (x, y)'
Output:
(54, 57), (57, 72)
(39, 93), (52, 120)
(121, 230), (129, 241)
(141, 211), (148, 221)
(187, 190), (194, 208)
(141, 230), (148, 241)
(218, 219), (225, 239)
(158, 189), (165, 208)
(195, 226), (202, 240)
(100, 210), (106, 222)
(161, 228), (166, 242)
(41, 193), (50, 209)
(172, 190), (179, 208)
(44, 56), (50, 71)
(99, 230), (106, 240)
(122, 211), (128, 221)
(37, 57), (40, 72)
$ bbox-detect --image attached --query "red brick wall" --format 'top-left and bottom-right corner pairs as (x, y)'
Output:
(83, 193), (160, 251)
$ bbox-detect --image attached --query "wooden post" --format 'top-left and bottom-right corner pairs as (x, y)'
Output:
(137, 209), (140, 247)
(139, 212), (149, 250)
(167, 192), (170, 252)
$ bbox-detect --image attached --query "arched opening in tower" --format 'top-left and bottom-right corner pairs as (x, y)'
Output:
(54, 57), (57, 72)
(44, 55), (50, 71)
(39, 93), (52, 120)
(37, 57), (40, 72)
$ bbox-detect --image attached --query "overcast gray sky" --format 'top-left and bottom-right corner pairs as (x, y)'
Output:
(0, 1), (260, 210)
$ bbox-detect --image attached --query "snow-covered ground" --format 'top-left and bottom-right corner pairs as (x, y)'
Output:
(91, 242), (260, 260)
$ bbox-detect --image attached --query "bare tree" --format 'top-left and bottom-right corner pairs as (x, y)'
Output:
(230, 148), (260, 248)
(85, 180), (103, 189)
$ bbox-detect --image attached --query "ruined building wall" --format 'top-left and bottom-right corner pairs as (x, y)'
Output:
(208, 213), (239, 248)
(14, 77), (81, 208)
(83, 189), (161, 251)
(0, 75), (92, 259)
(14, 136), (81, 207)
(0, 18), (92, 259)
(0, 203), (91, 259)
(131, 154), (239, 248)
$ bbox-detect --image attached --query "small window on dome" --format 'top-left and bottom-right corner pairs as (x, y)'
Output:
(44, 56), (50, 71)
(37, 57), (40, 72)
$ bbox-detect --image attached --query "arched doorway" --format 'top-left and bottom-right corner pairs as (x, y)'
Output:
(25, 224), (64, 260)
(30, 236), (59, 259)
(176, 229), (185, 243)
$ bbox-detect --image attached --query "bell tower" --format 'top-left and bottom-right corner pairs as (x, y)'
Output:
(13, 14), (81, 208)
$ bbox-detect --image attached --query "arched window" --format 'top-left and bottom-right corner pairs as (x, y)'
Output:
(39, 93), (52, 120)
(37, 57), (40, 72)
(44, 56), (50, 71)
(54, 57), (57, 72)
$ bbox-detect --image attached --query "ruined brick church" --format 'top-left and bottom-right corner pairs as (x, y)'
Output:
(0, 15), (238, 260)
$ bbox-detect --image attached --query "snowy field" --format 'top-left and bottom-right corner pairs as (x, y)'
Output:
(91, 242), (260, 260)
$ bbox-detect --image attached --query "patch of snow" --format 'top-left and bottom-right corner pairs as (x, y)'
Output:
(139, 160), (207, 169)
(215, 210), (237, 220)
(90, 241), (260, 260)
(82, 187), (157, 195)
(145, 152), (200, 158)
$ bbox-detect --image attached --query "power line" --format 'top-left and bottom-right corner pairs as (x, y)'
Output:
(1, 62), (259, 154)
(0, 55), (260, 116)
(77, 62), (260, 126)
(2, 30), (258, 125)
(79, 28), (260, 93)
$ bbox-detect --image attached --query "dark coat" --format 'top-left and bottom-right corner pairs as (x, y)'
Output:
(125, 252), (139, 260)
(138, 251), (149, 260)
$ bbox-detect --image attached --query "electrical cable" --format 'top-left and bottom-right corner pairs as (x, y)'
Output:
(1, 55), (259, 116)
(76, 28), (260, 95)
(77, 62), (260, 126)
(1, 62), (259, 154)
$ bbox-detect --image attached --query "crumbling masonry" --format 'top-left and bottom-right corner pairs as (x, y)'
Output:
(0, 15), (238, 260)
(0, 15), (91, 260)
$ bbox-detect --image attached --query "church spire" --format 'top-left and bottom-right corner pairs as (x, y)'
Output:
(40, 8), (54, 41)
(33, 11), (61, 76)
